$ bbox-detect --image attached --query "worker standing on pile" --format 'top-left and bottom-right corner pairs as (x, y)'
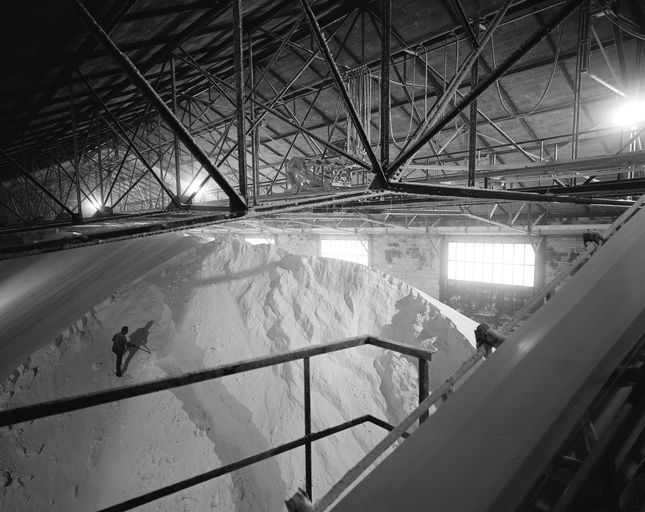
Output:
(111, 326), (132, 377)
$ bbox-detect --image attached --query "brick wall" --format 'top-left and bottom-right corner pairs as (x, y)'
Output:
(544, 235), (585, 283)
(371, 234), (441, 298)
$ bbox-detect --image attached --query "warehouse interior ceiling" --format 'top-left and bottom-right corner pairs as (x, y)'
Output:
(0, 0), (644, 257)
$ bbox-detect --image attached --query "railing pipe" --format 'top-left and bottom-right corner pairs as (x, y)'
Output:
(304, 356), (313, 499)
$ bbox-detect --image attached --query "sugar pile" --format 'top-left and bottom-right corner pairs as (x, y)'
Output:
(0, 236), (476, 511)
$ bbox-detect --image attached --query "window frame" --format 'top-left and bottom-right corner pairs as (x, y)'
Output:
(319, 237), (370, 266)
(446, 240), (535, 288)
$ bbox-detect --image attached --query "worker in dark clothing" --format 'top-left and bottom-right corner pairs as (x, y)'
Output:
(111, 326), (132, 377)
(583, 229), (607, 248)
(475, 322), (506, 358)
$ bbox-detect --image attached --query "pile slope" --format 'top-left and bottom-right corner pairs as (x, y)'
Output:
(0, 238), (476, 511)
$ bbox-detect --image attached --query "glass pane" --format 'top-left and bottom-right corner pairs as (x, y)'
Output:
(455, 242), (465, 261)
(503, 244), (514, 264)
(473, 262), (484, 281)
(492, 263), (503, 283)
(463, 243), (474, 262)
(464, 261), (474, 281)
(502, 265), (514, 285)
(483, 263), (493, 283)
(455, 261), (465, 280)
(524, 266), (535, 287)
(514, 245), (524, 264)
(483, 244), (494, 263)
(448, 260), (456, 279)
(320, 238), (368, 266)
(448, 242), (457, 260)
(493, 243), (504, 263)
(473, 243), (483, 262)
(525, 246), (535, 265)
(245, 237), (275, 245)
(513, 265), (524, 285)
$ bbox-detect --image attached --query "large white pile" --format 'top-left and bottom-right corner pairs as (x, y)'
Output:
(0, 237), (476, 511)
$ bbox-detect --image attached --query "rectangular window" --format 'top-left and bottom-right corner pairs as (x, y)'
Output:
(447, 241), (535, 287)
(245, 237), (275, 245)
(320, 238), (369, 266)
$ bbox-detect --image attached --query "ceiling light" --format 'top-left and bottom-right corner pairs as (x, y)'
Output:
(611, 98), (645, 128)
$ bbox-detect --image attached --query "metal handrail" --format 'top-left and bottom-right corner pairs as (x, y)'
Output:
(99, 414), (407, 512)
(0, 335), (431, 428)
(0, 334), (433, 511)
(315, 345), (488, 511)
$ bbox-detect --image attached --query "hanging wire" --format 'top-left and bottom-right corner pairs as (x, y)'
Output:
(389, 54), (417, 149)
(491, 21), (565, 119)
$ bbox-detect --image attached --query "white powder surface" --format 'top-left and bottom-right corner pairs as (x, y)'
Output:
(0, 236), (476, 511)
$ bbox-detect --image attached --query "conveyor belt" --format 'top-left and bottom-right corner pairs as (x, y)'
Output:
(330, 203), (645, 511)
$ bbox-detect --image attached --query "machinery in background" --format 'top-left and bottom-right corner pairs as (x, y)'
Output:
(285, 156), (365, 194)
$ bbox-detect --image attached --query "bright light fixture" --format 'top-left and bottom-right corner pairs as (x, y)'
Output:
(611, 99), (645, 128)
(85, 198), (101, 214)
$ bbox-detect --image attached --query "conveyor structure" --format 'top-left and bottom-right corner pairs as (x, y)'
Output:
(328, 202), (645, 511)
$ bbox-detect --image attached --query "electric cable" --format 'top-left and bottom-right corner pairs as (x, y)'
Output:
(491, 21), (565, 119)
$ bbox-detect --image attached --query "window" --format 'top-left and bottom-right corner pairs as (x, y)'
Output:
(320, 238), (369, 266)
(245, 237), (275, 245)
(447, 241), (535, 287)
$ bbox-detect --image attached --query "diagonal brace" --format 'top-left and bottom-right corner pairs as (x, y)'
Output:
(298, 0), (388, 187)
(67, 0), (247, 212)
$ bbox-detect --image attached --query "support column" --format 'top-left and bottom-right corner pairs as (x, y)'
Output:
(571, 0), (590, 159)
(304, 357), (312, 499)
(232, 0), (247, 200)
(467, 0), (480, 187)
(171, 56), (181, 200)
(379, 0), (391, 169)
(418, 358), (430, 425)
(248, 32), (260, 204)
(70, 83), (83, 220)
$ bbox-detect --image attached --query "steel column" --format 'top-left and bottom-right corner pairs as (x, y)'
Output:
(232, 0), (247, 200)
(468, 1), (480, 187)
(170, 56), (182, 198)
(68, 0), (247, 212)
(418, 358), (430, 425)
(70, 83), (84, 219)
(389, 0), (586, 175)
(379, 0), (391, 168)
(248, 32), (260, 205)
(572, 0), (591, 159)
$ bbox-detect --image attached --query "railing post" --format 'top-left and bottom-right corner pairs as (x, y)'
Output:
(418, 358), (430, 425)
(304, 356), (312, 499)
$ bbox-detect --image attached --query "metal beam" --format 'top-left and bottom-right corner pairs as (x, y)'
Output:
(388, 0), (586, 175)
(232, 0), (248, 200)
(0, 149), (77, 218)
(298, 0), (388, 186)
(387, 181), (633, 207)
(68, 0), (247, 212)
(389, 0), (514, 179)
(380, 0), (391, 167)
